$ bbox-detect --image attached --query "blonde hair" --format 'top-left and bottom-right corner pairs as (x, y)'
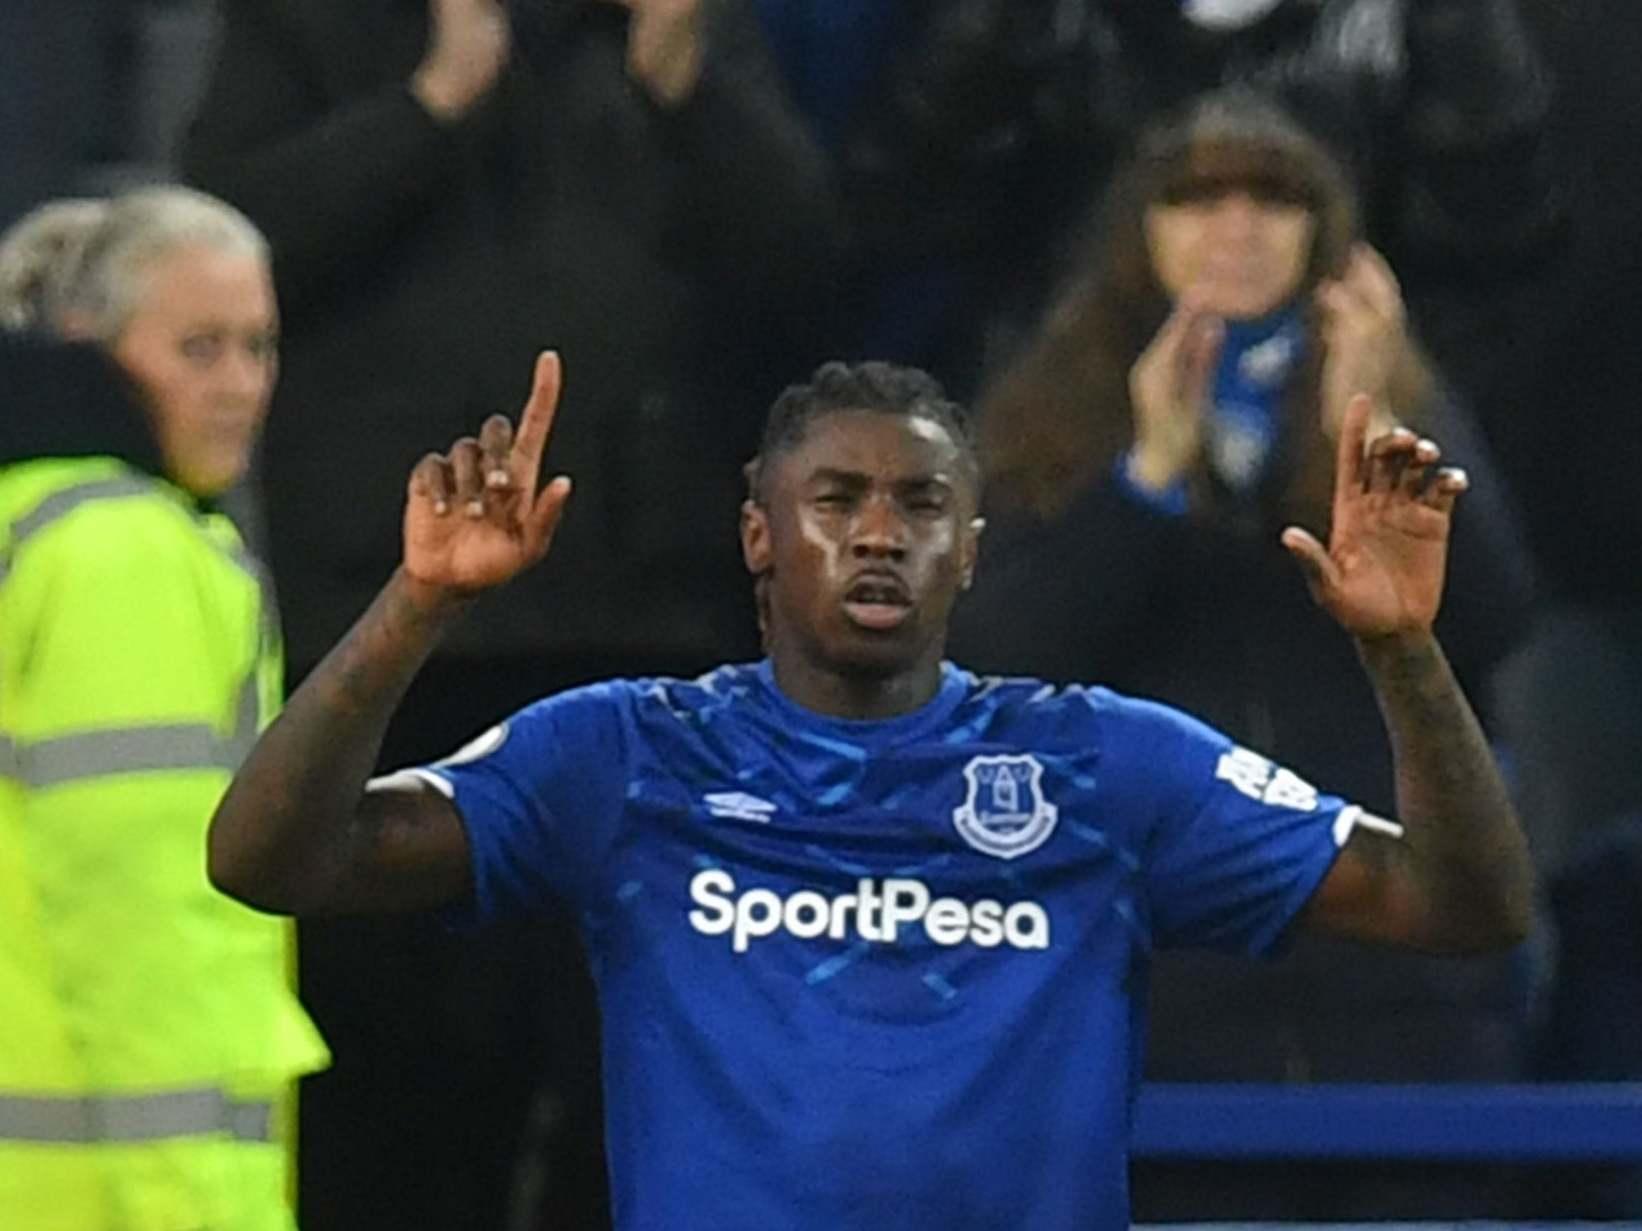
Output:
(53, 185), (269, 343)
(0, 198), (110, 333)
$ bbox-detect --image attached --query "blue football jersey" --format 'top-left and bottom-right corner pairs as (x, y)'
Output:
(413, 660), (1362, 1230)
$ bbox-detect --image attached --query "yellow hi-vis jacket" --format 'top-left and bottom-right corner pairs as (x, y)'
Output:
(0, 457), (330, 1231)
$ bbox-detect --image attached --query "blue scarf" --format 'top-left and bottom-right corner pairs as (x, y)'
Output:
(1205, 304), (1305, 494)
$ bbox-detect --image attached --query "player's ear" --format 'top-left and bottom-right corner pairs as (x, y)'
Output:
(741, 498), (771, 576)
(960, 516), (985, 590)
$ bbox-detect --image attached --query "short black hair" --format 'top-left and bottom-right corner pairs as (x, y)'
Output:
(746, 360), (979, 502)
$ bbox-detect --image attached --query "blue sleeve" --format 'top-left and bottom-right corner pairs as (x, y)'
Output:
(1112, 450), (1189, 517)
(412, 681), (631, 924)
(1100, 695), (1353, 957)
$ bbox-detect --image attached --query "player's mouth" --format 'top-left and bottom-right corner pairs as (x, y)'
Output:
(842, 572), (913, 631)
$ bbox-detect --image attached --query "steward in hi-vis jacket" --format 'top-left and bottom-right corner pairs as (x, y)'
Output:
(0, 335), (328, 1231)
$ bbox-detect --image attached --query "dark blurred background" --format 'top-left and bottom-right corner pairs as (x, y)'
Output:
(5, 1), (1641, 1227)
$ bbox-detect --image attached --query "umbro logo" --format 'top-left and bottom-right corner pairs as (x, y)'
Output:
(703, 791), (777, 823)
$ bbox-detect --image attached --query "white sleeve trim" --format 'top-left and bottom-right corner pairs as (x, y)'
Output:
(1333, 804), (1406, 847)
(366, 767), (455, 799)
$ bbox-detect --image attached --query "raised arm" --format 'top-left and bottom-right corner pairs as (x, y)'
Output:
(183, 0), (510, 309)
(1283, 394), (1533, 953)
(208, 353), (573, 915)
(632, 0), (838, 302)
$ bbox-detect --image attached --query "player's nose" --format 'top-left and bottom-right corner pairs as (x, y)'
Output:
(849, 494), (907, 559)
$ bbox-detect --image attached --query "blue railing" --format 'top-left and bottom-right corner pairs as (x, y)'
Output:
(1131, 1083), (1642, 1161)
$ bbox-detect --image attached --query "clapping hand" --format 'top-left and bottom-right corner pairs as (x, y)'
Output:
(1318, 244), (1405, 440)
(609, 0), (709, 107)
(412, 0), (511, 122)
(1281, 393), (1467, 641)
(403, 352), (573, 598)
(1126, 295), (1223, 492)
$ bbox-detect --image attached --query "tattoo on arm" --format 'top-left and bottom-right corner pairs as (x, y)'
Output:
(1349, 632), (1533, 951)
(209, 571), (473, 914)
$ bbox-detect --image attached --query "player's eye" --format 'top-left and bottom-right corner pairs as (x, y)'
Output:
(901, 486), (949, 514)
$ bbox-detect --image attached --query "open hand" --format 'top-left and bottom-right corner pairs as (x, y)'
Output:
(403, 352), (573, 598)
(1281, 393), (1467, 640)
(1126, 296), (1222, 492)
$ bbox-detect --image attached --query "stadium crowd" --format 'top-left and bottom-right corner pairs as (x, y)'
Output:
(2, 0), (1639, 1227)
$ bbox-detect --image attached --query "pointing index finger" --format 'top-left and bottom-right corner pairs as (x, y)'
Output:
(511, 351), (562, 494)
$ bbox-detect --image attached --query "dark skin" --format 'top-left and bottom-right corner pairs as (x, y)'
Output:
(1283, 393), (1534, 951)
(743, 410), (983, 719)
(208, 355), (1531, 954)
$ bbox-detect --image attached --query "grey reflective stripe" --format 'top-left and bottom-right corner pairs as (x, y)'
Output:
(0, 1089), (276, 1143)
(226, 1100), (274, 1142)
(0, 476), (158, 586)
(11, 476), (157, 548)
(227, 541), (271, 600)
(226, 541), (283, 698)
(0, 669), (260, 787)
(227, 667), (262, 765)
(0, 472), (270, 787)
(7, 723), (236, 787)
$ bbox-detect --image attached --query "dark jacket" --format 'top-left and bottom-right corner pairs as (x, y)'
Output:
(184, 0), (837, 670)
(0, 335), (164, 473)
(1476, 0), (1642, 605)
(835, 0), (1557, 394)
(950, 394), (1533, 1086)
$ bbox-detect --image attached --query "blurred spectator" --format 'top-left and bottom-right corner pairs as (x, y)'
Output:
(0, 187), (328, 1230)
(0, 1), (222, 230)
(1484, 5), (1642, 1216)
(181, 1), (834, 1227)
(1482, 0), (1642, 884)
(950, 93), (1534, 1219)
(800, 0), (1555, 405)
(0, 0), (121, 229)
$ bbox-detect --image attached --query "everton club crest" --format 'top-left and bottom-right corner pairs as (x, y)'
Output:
(952, 755), (1059, 860)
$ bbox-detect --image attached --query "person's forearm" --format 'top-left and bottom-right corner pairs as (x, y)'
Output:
(1358, 630), (1533, 949)
(661, 5), (838, 295)
(181, 1), (476, 309)
(186, 86), (466, 309)
(208, 569), (465, 911)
